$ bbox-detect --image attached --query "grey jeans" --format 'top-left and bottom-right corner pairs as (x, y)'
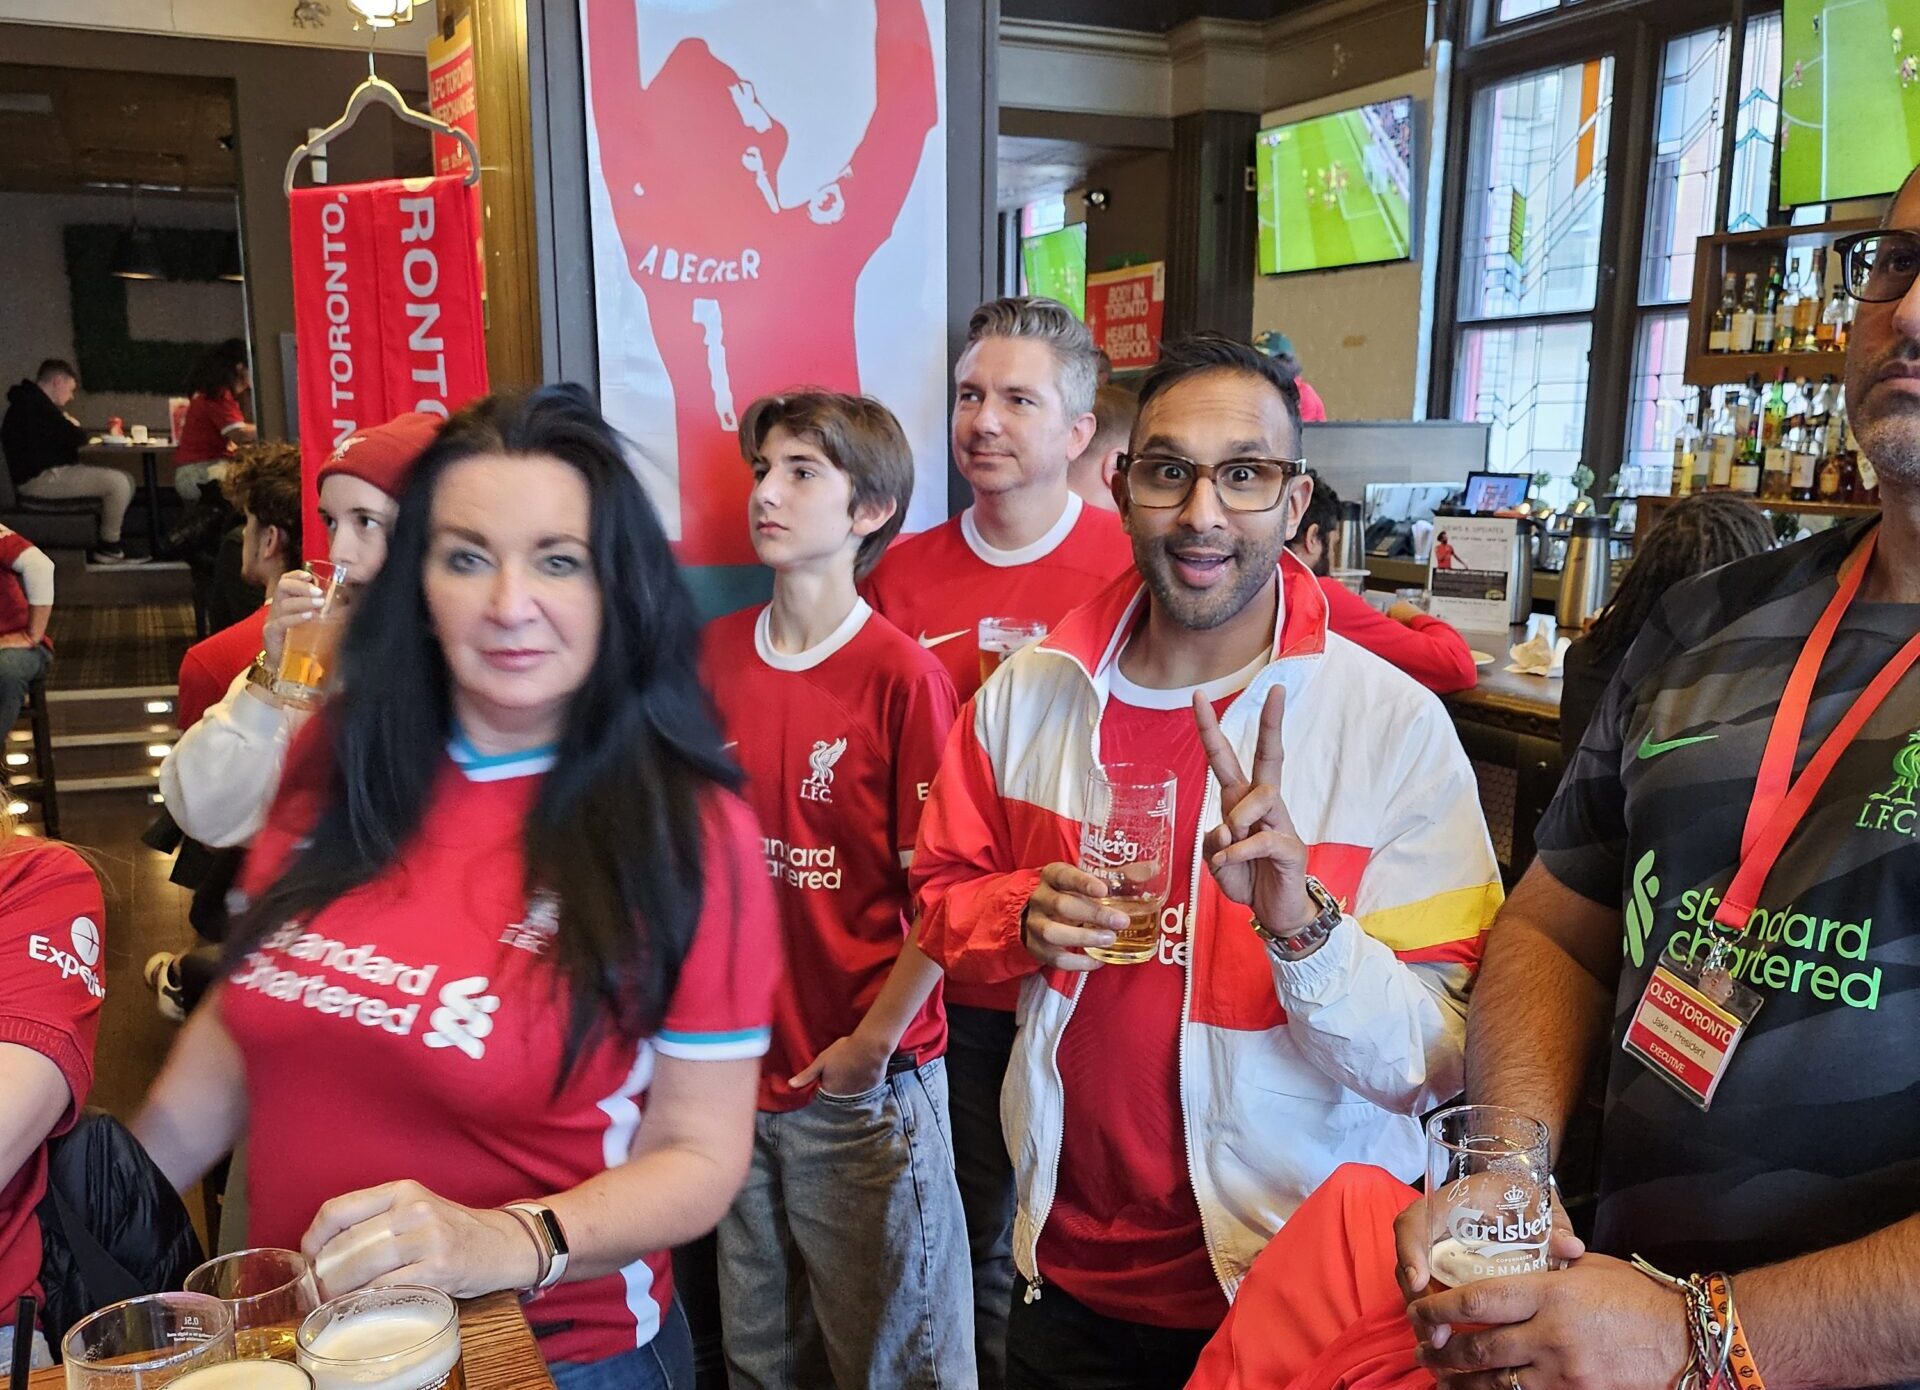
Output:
(717, 1058), (976, 1390)
(20, 463), (134, 544)
(0, 1324), (54, 1370)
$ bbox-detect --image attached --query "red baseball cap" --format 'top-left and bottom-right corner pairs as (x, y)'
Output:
(315, 412), (443, 501)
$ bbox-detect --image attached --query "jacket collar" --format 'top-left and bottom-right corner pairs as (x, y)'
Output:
(1036, 546), (1329, 688)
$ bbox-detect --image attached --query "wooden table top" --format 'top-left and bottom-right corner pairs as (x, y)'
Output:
(31, 1292), (553, 1390)
(1446, 624), (1566, 731)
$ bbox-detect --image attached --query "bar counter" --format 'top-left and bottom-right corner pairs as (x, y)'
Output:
(1446, 625), (1566, 881)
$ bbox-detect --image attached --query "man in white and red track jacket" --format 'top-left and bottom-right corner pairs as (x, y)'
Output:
(914, 335), (1502, 1389)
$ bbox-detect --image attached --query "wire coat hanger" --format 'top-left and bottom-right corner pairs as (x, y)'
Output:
(284, 47), (481, 194)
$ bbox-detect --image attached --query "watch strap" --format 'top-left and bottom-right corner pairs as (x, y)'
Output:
(1251, 874), (1342, 959)
(504, 1202), (570, 1292)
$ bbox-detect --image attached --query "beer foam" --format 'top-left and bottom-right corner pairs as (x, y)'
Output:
(301, 1309), (459, 1390)
(171, 1362), (313, 1390)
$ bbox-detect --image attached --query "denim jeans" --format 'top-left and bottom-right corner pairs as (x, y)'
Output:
(945, 1003), (1019, 1390)
(549, 1299), (694, 1390)
(0, 1324), (53, 1371)
(717, 1058), (975, 1390)
(0, 643), (51, 735)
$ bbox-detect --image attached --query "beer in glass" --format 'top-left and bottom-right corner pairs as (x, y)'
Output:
(275, 561), (350, 710)
(63, 1292), (235, 1390)
(296, 1287), (464, 1390)
(1079, 763), (1177, 965)
(1424, 1103), (1553, 1290)
(170, 1363), (314, 1390)
(185, 1248), (320, 1362)
(976, 617), (1048, 687)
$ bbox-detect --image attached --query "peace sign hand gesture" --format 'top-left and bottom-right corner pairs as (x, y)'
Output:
(1193, 686), (1317, 940)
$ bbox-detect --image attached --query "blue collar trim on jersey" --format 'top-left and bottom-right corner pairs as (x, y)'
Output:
(448, 727), (558, 782)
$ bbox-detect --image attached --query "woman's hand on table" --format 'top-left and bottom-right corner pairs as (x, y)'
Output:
(302, 1179), (543, 1300)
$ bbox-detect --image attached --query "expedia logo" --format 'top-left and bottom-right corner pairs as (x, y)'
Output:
(28, 917), (105, 999)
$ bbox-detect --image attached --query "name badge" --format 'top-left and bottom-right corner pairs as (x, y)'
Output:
(1622, 959), (1762, 1110)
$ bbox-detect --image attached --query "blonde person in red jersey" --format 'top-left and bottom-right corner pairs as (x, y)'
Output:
(702, 390), (970, 1388)
(860, 294), (1133, 1390)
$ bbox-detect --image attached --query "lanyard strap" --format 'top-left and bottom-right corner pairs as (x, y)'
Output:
(1715, 527), (1920, 929)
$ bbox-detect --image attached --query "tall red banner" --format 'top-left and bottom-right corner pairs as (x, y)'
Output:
(289, 174), (488, 533)
(1085, 262), (1166, 373)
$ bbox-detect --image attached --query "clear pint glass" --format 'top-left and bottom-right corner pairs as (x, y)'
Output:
(296, 1288), (463, 1390)
(1425, 1103), (1553, 1289)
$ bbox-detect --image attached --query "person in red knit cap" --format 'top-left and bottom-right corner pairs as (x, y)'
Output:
(160, 413), (442, 850)
(1287, 476), (1476, 696)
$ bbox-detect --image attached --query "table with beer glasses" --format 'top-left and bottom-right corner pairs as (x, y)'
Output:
(30, 1293), (553, 1390)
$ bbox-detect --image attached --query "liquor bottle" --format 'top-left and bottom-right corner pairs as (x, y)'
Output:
(1761, 369), (1792, 499)
(1732, 380), (1763, 495)
(1731, 272), (1759, 352)
(1838, 293), (1856, 352)
(1755, 259), (1782, 352)
(1671, 401), (1700, 497)
(1792, 377), (1827, 500)
(1709, 272), (1738, 353)
(1777, 258), (1803, 353)
(1708, 388), (1737, 489)
(1817, 388), (1846, 500)
(1795, 249), (1825, 350)
(1818, 269), (1845, 351)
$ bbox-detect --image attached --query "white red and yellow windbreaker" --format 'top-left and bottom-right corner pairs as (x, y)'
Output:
(913, 552), (1502, 1304)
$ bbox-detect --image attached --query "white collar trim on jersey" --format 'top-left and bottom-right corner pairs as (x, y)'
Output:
(1106, 647), (1270, 711)
(449, 727), (557, 781)
(754, 597), (872, 673)
(960, 491), (1082, 568)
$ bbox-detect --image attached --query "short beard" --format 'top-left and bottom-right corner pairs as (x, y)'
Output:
(1134, 531), (1285, 632)
(1856, 407), (1920, 487)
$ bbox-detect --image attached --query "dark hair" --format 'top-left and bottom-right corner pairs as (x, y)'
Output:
(223, 442), (304, 566)
(739, 390), (913, 579)
(35, 359), (77, 384)
(186, 339), (249, 398)
(1136, 333), (1303, 444)
(229, 384), (741, 1082)
(1583, 494), (1775, 660)
(1292, 470), (1341, 551)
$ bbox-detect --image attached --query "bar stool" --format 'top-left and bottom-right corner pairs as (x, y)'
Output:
(15, 673), (60, 839)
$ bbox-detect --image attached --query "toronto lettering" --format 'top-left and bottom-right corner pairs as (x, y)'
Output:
(396, 196), (451, 418)
(319, 196), (356, 437)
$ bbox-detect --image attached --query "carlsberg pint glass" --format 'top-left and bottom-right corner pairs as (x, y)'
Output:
(1425, 1103), (1553, 1288)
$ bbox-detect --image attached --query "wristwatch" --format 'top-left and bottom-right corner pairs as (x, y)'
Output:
(1249, 874), (1343, 961)
(504, 1202), (571, 1293)
(244, 652), (276, 695)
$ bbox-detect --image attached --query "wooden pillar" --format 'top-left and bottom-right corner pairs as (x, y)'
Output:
(1165, 109), (1258, 340)
(436, 0), (543, 388)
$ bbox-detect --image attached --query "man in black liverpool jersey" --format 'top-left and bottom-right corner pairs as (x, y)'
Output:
(1393, 170), (1920, 1390)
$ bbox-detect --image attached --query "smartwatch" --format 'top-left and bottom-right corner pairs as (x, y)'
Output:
(504, 1202), (571, 1292)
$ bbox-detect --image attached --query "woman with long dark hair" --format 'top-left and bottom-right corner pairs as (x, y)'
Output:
(173, 339), (257, 501)
(136, 385), (780, 1388)
(1560, 493), (1777, 757)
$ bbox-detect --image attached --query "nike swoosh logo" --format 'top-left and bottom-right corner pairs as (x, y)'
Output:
(919, 629), (969, 649)
(1637, 732), (1718, 760)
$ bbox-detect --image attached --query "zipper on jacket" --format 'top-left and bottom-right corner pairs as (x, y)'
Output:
(1023, 968), (1088, 1295)
(1179, 769), (1238, 1302)
(1023, 1273), (1045, 1304)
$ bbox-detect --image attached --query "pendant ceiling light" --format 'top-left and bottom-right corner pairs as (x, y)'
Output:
(346, 0), (416, 27)
(111, 222), (164, 281)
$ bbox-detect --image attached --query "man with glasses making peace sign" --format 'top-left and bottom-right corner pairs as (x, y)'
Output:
(913, 333), (1502, 1390)
(1376, 174), (1920, 1390)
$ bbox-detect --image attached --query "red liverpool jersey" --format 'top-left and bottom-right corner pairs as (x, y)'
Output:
(703, 599), (958, 1111)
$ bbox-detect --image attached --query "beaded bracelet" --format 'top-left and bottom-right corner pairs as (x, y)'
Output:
(1630, 1256), (1734, 1390)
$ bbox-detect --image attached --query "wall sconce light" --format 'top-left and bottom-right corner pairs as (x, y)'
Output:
(1084, 188), (1111, 213)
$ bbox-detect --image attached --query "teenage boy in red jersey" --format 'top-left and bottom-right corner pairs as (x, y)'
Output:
(914, 335), (1500, 1390)
(860, 297), (1133, 1387)
(702, 391), (972, 1389)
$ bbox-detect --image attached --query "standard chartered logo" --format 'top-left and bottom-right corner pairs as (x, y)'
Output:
(423, 976), (500, 1060)
(1623, 850), (1660, 969)
(1620, 851), (1885, 1010)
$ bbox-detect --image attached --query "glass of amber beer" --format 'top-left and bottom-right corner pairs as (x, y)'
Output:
(976, 617), (1048, 687)
(1079, 764), (1176, 965)
(185, 1248), (321, 1362)
(274, 561), (350, 710)
(296, 1287), (463, 1390)
(64, 1292), (235, 1390)
(1425, 1103), (1553, 1289)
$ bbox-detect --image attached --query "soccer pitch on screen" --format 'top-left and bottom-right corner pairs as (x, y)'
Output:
(1782, 0), (1920, 204)
(1256, 97), (1416, 276)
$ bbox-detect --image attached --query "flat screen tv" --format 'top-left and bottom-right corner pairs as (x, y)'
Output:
(1780, 0), (1920, 204)
(1020, 224), (1087, 318)
(1256, 97), (1417, 275)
